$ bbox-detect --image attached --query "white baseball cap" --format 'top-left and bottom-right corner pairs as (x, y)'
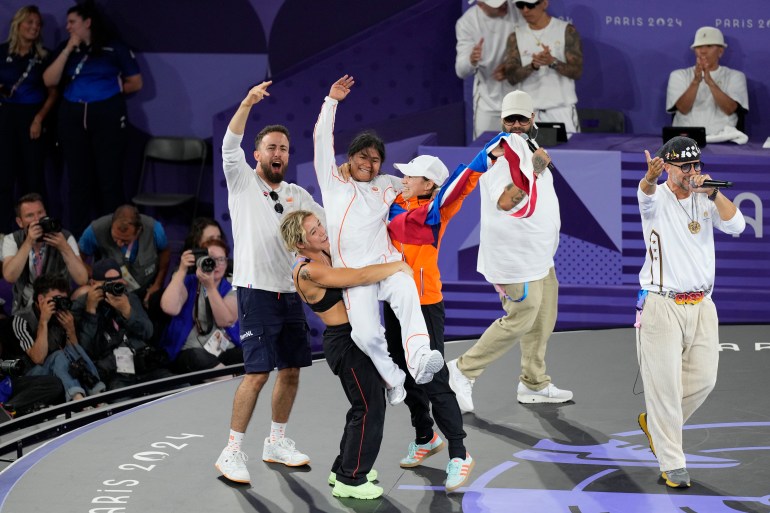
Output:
(393, 155), (449, 186)
(479, 0), (508, 8)
(501, 90), (534, 119)
(691, 26), (727, 48)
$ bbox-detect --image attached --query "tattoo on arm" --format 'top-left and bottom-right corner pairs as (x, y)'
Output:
(532, 155), (548, 174)
(503, 32), (533, 85)
(560, 25), (583, 80)
(503, 183), (527, 209)
(299, 267), (334, 290)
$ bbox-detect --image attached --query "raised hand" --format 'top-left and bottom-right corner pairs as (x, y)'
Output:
(242, 81), (272, 107)
(329, 75), (354, 101)
(644, 150), (664, 182)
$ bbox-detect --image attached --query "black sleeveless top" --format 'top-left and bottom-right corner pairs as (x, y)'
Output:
(295, 260), (344, 313)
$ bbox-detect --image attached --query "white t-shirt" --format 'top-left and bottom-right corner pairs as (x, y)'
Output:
(478, 134), (560, 284)
(513, 17), (578, 112)
(222, 129), (324, 292)
(666, 65), (748, 136)
(637, 183), (745, 295)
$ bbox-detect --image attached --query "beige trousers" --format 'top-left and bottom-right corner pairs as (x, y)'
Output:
(637, 293), (719, 471)
(457, 267), (558, 390)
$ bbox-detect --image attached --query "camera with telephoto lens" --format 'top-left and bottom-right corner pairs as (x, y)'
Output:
(37, 216), (62, 234)
(188, 248), (215, 274)
(101, 281), (126, 296)
(50, 295), (72, 312)
(0, 359), (24, 377)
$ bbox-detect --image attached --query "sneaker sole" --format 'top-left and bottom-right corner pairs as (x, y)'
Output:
(215, 463), (250, 484)
(263, 457), (310, 467)
(445, 459), (476, 492)
(399, 441), (446, 468)
(414, 352), (445, 385)
(332, 484), (383, 499)
(517, 394), (573, 404)
(638, 413), (656, 456)
(661, 472), (691, 488)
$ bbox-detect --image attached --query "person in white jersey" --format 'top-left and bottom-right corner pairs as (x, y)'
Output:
(455, 0), (518, 139)
(447, 90), (573, 414)
(215, 81), (325, 485)
(502, 0), (582, 133)
(666, 27), (748, 137)
(313, 75), (444, 404)
(635, 136), (745, 489)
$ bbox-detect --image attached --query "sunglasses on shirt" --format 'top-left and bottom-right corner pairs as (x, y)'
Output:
(267, 190), (284, 214)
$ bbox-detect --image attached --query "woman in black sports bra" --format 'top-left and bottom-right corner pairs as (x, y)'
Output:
(280, 210), (411, 500)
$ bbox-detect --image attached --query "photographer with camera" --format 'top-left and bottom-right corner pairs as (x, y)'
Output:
(10, 274), (105, 402)
(72, 258), (172, 390)
(159, 239), (242, 373)
(2, 193), (88, 314)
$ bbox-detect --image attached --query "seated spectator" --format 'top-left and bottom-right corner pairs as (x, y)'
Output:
(182, 217), (225, 251)
(78, 205), (170, 308)
(72, 258), (172, 390)
(160, 239), (241, 373)
(10, 274), (104, 401)
(667, 26), (748, 138)
(2, 193), (88, 314)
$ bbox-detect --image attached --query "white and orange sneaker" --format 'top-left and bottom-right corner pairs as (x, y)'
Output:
(445, 453), (475, 492)
(399, 432), (445, 468)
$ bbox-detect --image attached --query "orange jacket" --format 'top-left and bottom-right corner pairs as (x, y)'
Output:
(389, 173), (480, 305)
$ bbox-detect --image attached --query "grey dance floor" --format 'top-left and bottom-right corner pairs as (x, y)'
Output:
(2, 325), (770, 513)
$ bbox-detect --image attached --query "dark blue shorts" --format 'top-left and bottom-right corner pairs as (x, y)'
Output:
(237, 288), (312, 373)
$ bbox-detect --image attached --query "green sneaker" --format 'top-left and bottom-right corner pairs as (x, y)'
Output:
(328, 469), (378, 486)
(332, 480), (384, 499)
(638, 412), (656, 456)
(662, 468), (691, 488)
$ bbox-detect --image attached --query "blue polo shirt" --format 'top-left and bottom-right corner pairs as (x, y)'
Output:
(0, 42), (51, 104)
(55, 40), (140, 103)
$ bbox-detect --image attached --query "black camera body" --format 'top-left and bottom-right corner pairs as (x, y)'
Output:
(0, 359), (23, 377)
(101, 281), (126, 296)
(188, 248), (215, 274)
(50, 295), (72, 312)
(37, 216), (62, 234)
(68, 358), (101, 389)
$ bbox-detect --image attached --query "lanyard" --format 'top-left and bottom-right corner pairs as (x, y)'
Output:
(3, 55), (37, 99)
(69, 47), (90, 82)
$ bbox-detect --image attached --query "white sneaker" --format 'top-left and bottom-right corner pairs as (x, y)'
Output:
(414, 349), (445, 385)
(517, 382), (573, 404)
(215, 447), (250, 483)
(387, 383), (406, 405)
(262, 437), (310, 466)
(447, 359), (474, 413)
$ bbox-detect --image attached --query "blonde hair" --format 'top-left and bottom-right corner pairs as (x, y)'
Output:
(7, 6), (47, 59)
(280, 210), (314, 253)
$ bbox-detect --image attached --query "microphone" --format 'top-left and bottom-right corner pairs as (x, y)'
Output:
(519, 133), (555, 171)
(701, 179), (733, 188)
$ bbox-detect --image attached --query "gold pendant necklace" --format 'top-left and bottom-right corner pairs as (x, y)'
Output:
(676, 195), (700, 234)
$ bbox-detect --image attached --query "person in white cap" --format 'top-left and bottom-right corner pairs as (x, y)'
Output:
(454, 0), (518, 139)
(666, 26), (748, 137)
(502, 0), (582, 133)
(447, 89), (573, 414)
(313, 75), (445, 406)
(384, 153), (484, 492)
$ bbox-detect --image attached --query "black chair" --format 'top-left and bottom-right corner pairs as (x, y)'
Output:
(132, 137), (208, 222)
(577, 108), (626, 133)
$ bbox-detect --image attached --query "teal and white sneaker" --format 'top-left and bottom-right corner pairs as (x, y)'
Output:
(399, 432), (445, 468)
(445, 453), (475, 492)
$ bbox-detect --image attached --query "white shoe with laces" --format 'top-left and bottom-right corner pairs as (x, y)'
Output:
(517, 382), (573, 403)
(414, 349), (445, 385)
(387, 383), (406, 405)
(447, 359), (475, 413)
(215, 447), (250, 483)
(262, 437), (310, 466)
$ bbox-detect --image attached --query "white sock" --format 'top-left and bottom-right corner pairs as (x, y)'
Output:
(270, 421), (286, 443)
(227, 429), (244, 451)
